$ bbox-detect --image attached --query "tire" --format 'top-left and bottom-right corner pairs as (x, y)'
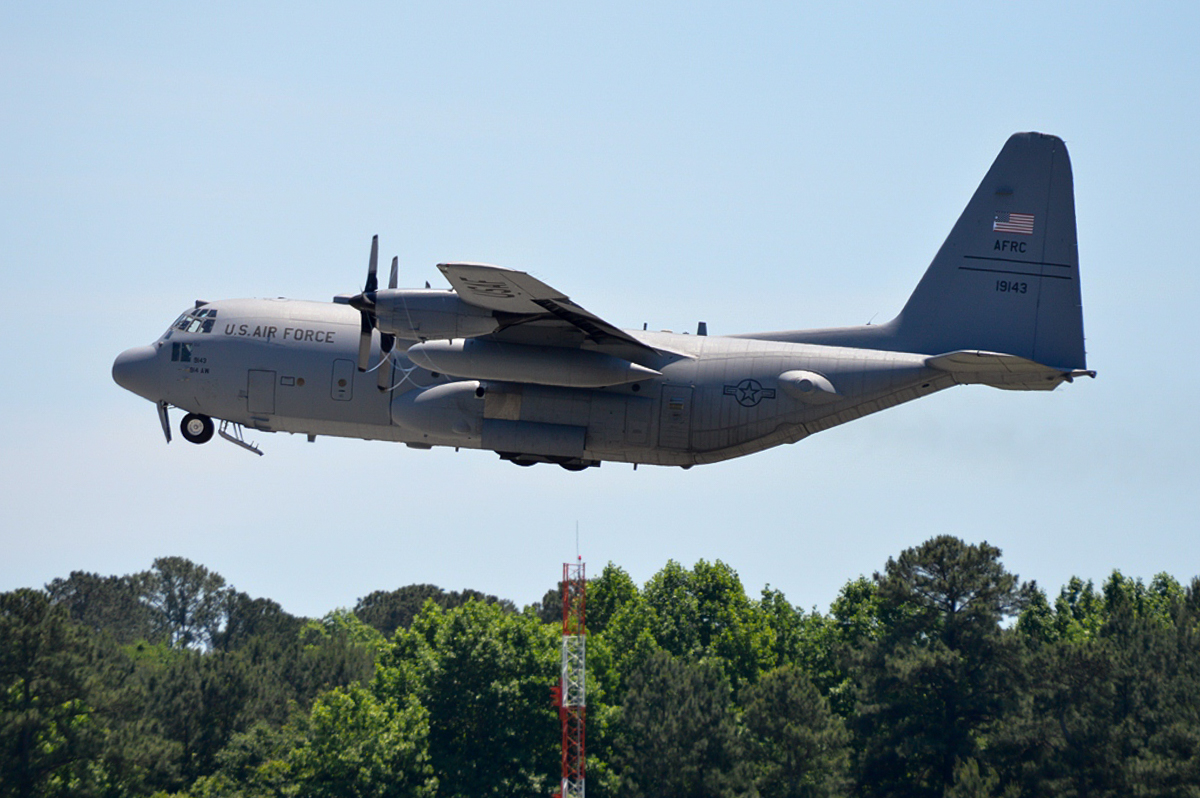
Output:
(180, 413), (214, 444)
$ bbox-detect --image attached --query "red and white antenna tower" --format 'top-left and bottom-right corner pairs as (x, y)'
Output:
(556, 558), (586, 798)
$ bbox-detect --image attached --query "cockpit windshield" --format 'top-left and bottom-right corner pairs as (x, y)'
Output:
(165, 306), (218, 338)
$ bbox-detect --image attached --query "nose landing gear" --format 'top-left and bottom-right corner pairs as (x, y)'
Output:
(180, 413), (215, 444)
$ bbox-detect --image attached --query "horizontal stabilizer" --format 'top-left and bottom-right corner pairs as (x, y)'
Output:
(927, 350), (1096, 390)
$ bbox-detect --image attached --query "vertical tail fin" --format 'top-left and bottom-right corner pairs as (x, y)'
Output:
(893, 132), (1086, 369)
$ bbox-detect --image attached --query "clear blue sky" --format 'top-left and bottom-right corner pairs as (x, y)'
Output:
(3, 2), (1197, 618)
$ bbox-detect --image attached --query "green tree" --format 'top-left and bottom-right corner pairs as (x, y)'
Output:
(45, 571), (156, 645)
(213, 592), (303, 652)
(991, 636), (1118, 797)
(944, 758), (1016, 798)
(615, 651), (737, 798)
(251, 612), (377, 719)
(143, 557), (231, 650)
(288, 683), (435, 798)
(1040, 576), (1106, 642)
(303, 609), (387, 655)
(641, 559), (772, 690)
(1016, 571), (1187, 646)
(0, 589), (103, 798)
(789, 577), (884, 718)
(354, 585), (515, 639)
(189, 720), (302, 798)
(531, 585), (564, 625)
(139, 648), (253, 787)
(758, 586), (805, 669)
(592, 592), (661, 700)
(587, 563), (639, 636)
(1102, 570), (1183, 628)
(586, 595), (660, 798)
(1014, 584), (1057, 644)
(376, 599), (559, 798)
(852, 536), (1031, 798)
(739, 664), (849, 798)
(93, 597), (384, 796)
(89, 640), (187, 795)
(996, 578), (1200, 797)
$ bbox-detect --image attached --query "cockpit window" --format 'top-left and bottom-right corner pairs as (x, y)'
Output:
(169, 307), (218, 336)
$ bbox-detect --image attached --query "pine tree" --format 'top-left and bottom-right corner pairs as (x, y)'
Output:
(851, 536), (1031, 798)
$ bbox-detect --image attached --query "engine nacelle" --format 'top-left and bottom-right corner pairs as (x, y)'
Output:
(406, 338), (661, 388)
(372, 290), (498, 341)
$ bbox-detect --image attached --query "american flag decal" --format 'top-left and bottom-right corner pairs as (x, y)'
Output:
(993, 212), (1035, 235)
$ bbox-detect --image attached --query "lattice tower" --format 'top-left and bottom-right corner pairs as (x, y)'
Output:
(558, 560), (586, 798)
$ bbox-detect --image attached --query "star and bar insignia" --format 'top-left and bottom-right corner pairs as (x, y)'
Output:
(724, 378), (776, 407)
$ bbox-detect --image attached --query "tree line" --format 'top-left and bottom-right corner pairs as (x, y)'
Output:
(2, 539), (1198, 798)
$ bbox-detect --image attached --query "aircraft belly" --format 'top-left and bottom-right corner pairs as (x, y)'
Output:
(482, 419), (586, 458)
(389, 381), (649, 458)
(262, 416), (411, 442)
(475, 383), (660, 458)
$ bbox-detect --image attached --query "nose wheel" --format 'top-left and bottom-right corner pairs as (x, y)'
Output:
(180, 413), (215, 444)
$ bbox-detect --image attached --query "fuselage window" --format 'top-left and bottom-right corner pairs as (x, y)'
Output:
(171, 342), (193, 362)
(172, 308), (218, 335)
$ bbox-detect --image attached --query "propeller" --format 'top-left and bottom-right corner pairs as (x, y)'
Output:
(349, 235), (380, 371)
(347, 236), (400, 390)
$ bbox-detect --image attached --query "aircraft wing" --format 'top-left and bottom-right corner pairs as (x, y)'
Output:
(437, 262), (658, 355)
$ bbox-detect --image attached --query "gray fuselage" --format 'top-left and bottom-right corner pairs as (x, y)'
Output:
(115, 297), (955, 467)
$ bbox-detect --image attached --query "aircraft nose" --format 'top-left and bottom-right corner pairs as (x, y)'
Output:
(112, 345), (161, 400)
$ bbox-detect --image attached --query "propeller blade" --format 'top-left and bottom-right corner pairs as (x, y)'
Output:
(374, 331), (397, 390)
(389, 256), (398, 290)
(377, 353), (394, 391)
(376, 332), (396, 390)
(364, 235), (379, 293)
(357, 311), (373, 371)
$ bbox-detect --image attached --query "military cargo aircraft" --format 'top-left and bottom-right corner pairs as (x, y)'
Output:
(113, 132), (1093, 470)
